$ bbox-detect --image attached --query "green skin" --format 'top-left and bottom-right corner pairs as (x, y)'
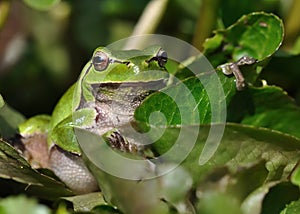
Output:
(19, 46), (169, 195)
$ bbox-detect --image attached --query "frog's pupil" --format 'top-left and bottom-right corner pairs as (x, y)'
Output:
(94, 56), (103, 63)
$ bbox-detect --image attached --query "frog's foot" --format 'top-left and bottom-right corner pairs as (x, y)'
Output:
(218, 56), (257, 91)
(106, 130), (138, 153)
(49, 145), (99, 194)
(13, 133), (50, 169)
(104, 129), (154, 158)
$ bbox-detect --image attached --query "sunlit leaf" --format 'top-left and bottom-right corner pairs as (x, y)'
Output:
(203, 12), (283, 66)
(23, 0), (60, 11)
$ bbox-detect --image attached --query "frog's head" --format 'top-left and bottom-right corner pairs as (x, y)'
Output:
(83, 45), (168, 83)
(75, 46), (169, 108)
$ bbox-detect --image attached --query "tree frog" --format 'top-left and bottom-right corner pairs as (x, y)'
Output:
(19, 46), (169, 194)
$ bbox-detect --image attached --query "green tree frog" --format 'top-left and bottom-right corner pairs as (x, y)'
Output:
(19, 46), (169, 195)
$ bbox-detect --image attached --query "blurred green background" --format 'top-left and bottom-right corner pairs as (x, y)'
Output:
(0, 0), (300, 117)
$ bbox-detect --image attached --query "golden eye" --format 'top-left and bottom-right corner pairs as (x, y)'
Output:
(92, 51), (110, 71)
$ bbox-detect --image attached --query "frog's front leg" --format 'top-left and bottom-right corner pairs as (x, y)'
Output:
(17, 115), (98, 194)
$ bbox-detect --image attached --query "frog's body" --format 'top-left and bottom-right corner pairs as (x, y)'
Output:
(19, 46), (169, 194)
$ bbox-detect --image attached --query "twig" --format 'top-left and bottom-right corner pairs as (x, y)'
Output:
(124, 0), (168, 49)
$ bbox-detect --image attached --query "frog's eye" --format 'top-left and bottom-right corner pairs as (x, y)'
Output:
(92, 51), (110, 71)
(147, 48), (168, 67)
(156, 48), (168, 67)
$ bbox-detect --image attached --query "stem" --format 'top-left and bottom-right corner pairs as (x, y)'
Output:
(283, 0), (300, 48)
(124, 0), (168, 49)
(0, 0), (10, 30)
(192, 0), (220, 51)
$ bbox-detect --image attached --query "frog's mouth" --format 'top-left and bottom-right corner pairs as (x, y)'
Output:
(93, 78), (168, 90)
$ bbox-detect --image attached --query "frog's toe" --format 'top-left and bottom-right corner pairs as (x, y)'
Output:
(49, 145), (99, 194)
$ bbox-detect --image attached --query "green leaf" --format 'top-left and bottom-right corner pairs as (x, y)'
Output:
(195, 164), (299, 214)
(228, 85), (300, 139)
(83, 122), (300, 213)
(0, 103), (26, 138)
(241, 181), (281, 214)
(290, 160), (300, 189)
(0, 195), (50, 214)
(62, 192), (107, 212)
(203, 12), (284, 65)
(150, 123), (300, 183)
(23, 0), (60, 11)
(197, 192), (242, 214)
(161, 124), (300, 181)
(136, 13), (282, 128)
(143, 123), (300, 213)
(0, 138), (73, 199)
(135, 70), (235, 126)
(280, 199), (300, 214)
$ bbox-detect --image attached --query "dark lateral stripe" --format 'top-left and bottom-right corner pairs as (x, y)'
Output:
(92, 78), (167, 90)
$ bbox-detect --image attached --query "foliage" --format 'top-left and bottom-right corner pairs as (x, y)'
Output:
(1, 0), (300, 214)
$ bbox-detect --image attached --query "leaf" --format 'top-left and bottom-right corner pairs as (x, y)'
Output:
(0, 195), (50, 214)
(146, 123), (300, 213)
(0, 102), (26, 138)
(196, 164), (299, 214)
(136, 13), (284, 128)
(170, 124), (300, 213)
(0, 138), (73, 199)
(150, 123), (300, 183)
(22, 0), (60, 11)
(196, 192), (242, 214)
(82, 122), (300, 213)
(203, 12), (284, 65)
(135, 70), (235, 126)
(62, 192), (107, 212)
(228, 85), (300, 139)
(241, 181), (280, 214)
(280, 199), (300, 214)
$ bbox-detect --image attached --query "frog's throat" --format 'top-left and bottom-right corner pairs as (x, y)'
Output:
(91, 79), (166, 110)
(75, 80), (166, 147)
(76, 79), (167, 128)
